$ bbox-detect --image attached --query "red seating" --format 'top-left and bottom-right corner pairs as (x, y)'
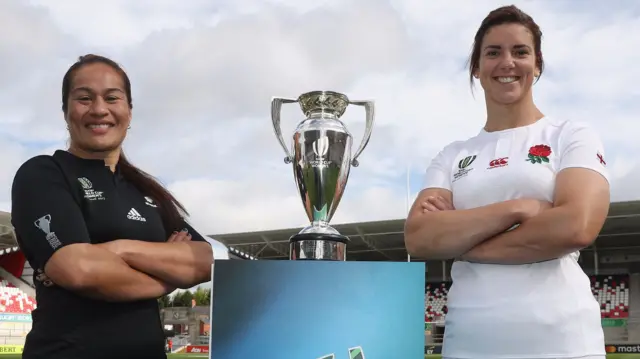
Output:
(426, 275), (631, 321)
(590, 274), (629, 319)
(425, 282), (451, 322)
(0, 278), (36, 314)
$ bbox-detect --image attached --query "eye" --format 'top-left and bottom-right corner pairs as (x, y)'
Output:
(77, 96), (91, 101)
(105, 96), (119, 103)
(485, 50), (499, 57)
(515, 49), (530, 57)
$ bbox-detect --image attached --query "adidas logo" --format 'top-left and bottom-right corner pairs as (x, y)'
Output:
(127, 208), (146, 222)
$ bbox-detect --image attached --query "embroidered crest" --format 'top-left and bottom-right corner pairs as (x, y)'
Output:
(526, 144), (551, 164)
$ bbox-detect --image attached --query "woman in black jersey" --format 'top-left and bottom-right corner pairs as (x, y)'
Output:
(11, 54), (214, 359)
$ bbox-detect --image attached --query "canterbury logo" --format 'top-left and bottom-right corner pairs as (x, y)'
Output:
(488, 157), (508, 169)
(458, 155), (476, 169)
(312, 136), (329, 157)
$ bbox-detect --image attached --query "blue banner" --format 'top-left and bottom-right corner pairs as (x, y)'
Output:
(0, 313), (32, 322)
(209, 260), (425, 359)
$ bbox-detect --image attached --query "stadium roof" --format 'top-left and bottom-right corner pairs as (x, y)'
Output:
(1, 198), (638, 262)
(0, 212), (19, 254)
(211, 200), (640, 261)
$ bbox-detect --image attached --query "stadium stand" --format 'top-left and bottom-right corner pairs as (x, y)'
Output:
(425, 282), (450, 322)
(0, 277), (36, 314)
(0, 212), (34, 347)
(593, 274), (629, 319)
(423, 275), (631, 322)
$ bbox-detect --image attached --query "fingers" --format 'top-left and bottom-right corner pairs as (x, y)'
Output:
(167, 229), (192, 242)
(431, 196), (454, 210)
(422, 201), (439, 212)
(35, 269), (55, 287)
(421, 196), (454, 212)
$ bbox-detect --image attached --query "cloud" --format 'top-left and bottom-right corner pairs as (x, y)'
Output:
(1, 0), (638, 247)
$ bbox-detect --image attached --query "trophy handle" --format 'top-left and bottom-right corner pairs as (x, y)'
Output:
(271, 97), (298, 164)
(347, 100), (375, 167)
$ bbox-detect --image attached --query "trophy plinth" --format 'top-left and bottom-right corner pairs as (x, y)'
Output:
(271, 91), (375, 261)
(289, 233), (349, 261)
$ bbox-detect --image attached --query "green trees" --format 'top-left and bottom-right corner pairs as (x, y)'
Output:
(158, 287), (211, 308)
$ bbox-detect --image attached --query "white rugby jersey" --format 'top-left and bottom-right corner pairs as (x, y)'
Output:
(423, 116), (609, 359)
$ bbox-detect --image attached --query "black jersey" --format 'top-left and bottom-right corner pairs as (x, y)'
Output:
(11, 150), (209, 359)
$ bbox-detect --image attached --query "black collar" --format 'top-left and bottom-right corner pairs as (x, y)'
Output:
(54, 150), (124, 180)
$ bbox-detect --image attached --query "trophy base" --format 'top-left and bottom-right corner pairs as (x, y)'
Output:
(289, 233), (349, 261)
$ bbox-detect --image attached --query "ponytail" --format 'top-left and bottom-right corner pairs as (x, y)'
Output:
(118, 152), (188, 233)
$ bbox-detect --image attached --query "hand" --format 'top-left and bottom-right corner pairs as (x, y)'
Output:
(421, 196), (455, 213)
(167, 229), (192, 242)
(35, 268), (55, 287)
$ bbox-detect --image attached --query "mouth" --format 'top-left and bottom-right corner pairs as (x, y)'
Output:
(85, 123), (115, 130)
(494, 76), (520, 84)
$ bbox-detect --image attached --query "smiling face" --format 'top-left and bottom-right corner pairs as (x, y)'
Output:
(64, 62), (131, 155)
(474, 23), (540, 106)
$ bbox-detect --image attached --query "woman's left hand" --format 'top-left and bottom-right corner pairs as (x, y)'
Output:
(167, 229), (192, 242)
(421, 196), (455, 212)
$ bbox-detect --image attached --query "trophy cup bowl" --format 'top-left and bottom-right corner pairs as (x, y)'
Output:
(271, 91), (375, 261)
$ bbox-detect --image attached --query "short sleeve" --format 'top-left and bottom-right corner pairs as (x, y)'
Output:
(557, 121), (610, 184)
(11, 156), (91, 270)
(422, 143), (458, 191)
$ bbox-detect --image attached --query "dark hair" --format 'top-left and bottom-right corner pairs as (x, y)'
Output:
(468, 5), (544, 88)
(62, 54), (189, 232)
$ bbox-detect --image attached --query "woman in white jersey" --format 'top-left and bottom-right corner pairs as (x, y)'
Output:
(405, 5), (610, 359)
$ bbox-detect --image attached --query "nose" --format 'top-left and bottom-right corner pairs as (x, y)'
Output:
(499, 53), (516, 70)
(89, 98), (108, 117)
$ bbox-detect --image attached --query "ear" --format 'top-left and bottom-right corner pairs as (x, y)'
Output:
(535, 52), (543, 77)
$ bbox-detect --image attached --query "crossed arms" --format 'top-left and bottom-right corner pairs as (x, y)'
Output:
(44, 230), (214, 302)
(11, 156), (213, 303)
(404, 167), (610, 264)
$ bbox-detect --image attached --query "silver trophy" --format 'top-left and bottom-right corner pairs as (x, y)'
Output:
(271, 91), (375, 261)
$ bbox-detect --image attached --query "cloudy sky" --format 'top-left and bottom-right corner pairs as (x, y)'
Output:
(2, 0), (638, 244)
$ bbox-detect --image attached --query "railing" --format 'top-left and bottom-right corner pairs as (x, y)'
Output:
(425, 322), (444, 345)
(195, 336), (209, 345)
(170, 335), (190, 347)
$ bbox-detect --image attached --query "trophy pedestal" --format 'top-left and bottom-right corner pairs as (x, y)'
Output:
(289, 233), (349, 261)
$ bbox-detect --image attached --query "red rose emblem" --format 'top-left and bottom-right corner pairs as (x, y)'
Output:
(526, 144), (551, 164)
(529, 144), (551, 157)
